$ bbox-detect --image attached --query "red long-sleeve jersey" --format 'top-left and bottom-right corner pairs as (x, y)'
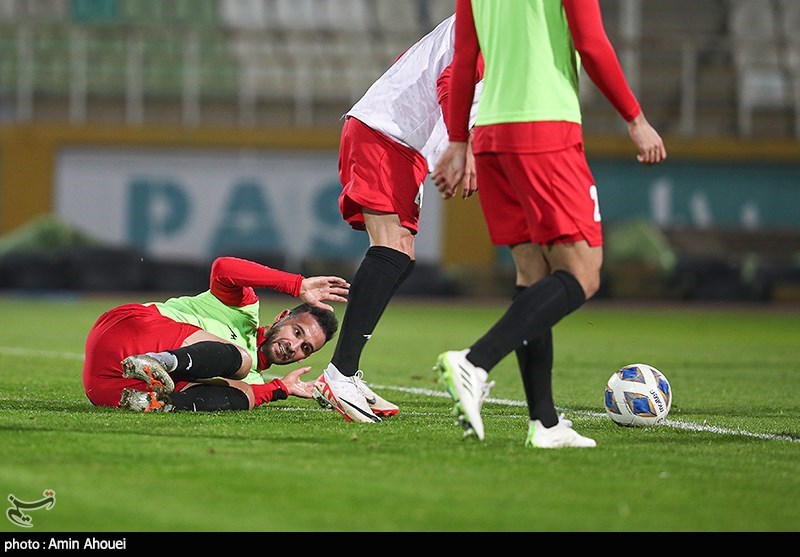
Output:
(210, 256), (303, 307)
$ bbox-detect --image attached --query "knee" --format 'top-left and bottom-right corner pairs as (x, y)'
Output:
(375, 236), (414, 257)
(580, 272), (602, 300)
(234, 347), (252, 379)
(561, 267), (601, 301)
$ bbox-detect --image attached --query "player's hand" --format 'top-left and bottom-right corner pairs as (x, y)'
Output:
(627, 112), (667, 165)
(299, 276), (350, 312)
(460, 139), (478, 199)
(280, 366), (316, 398)
(431, 141), (469, 199)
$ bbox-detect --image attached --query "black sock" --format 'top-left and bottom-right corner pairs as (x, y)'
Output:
(390, 259), (415, 298)
(513, 287), (558, 427)
(330, 246), (411, 376)
(467, 270), (585, 372)
(169, 385), (249, 411)
(168, 341), (243, 379)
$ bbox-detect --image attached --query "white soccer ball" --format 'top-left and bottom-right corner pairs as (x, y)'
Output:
(604, 363), (672, 427)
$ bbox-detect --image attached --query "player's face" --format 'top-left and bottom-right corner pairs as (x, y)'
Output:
(259, 312), (326, 365)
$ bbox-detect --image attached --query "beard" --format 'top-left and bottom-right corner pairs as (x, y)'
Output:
(259, 327), (290, 365)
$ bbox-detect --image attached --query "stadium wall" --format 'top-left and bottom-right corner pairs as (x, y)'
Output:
(1, 123), (799, 288)
(0, 122), (474, 268)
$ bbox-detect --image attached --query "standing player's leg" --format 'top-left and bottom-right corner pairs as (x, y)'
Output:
(314, 212), (411, 422)
(331, 211), (414, 378)
(435, 150), (598, 446)
(328, 211), (411, 415)
(435, 262), (588, 440)
(314, 118), (424, 422)
(508, 242), (560, 428)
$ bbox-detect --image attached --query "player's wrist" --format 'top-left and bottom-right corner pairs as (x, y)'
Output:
(270, 378), (289, 400)
(626, 111), (646, 126)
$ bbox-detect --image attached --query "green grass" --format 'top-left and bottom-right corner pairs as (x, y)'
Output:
(0, 293), (798, 533)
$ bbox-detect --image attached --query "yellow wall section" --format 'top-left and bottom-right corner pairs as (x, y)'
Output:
(0, 126), (55, 234)
(441, 191), (493, 265)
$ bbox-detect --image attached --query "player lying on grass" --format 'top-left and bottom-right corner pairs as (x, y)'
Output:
(82, 256), (397, 414)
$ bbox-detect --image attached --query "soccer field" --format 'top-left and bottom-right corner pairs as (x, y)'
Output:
(0, 293), (798, 535)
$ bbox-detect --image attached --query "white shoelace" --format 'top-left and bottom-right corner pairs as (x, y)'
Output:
(353, 370), (377, 401)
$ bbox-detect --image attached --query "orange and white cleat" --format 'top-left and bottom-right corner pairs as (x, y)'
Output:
(312, 364), (381, 423)
(119, 388), (174, 413)
(121, 354), (175, 394)
(353, 370), (399, 417)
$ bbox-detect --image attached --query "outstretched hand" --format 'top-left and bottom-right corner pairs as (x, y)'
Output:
(299, 276), (350, 312)
(280, 366), (316, 398)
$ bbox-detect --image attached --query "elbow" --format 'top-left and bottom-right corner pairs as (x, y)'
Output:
(211, 256), (234, 275)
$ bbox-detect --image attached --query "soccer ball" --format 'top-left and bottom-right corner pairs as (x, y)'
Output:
(604, 363), (672, 427)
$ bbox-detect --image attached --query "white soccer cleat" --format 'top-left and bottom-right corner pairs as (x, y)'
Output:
(558, 413), (573, 428)
(354, 370), (399, 417)
(433, 350), (490, 440)
(312, 364), (381, 423)
(525, 419), (596, 449)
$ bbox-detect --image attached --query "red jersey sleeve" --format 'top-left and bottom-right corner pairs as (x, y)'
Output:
(562, 0), (641, 122)
(438, 52), (484, 140)
(447, 0), (481, 142)
(209, 256), (304, 307)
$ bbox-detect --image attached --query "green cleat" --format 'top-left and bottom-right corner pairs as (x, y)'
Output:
(433, 350), (491, 440)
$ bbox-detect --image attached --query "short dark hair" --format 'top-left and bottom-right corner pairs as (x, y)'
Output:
(289, 303), (339, 342)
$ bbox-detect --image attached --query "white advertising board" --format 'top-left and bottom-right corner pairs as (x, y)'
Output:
(55, 147), (442, 265)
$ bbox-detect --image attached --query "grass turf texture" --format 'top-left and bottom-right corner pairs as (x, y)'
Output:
(0, 294), (798, 532)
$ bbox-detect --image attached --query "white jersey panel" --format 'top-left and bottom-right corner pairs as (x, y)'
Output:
(346, 15), (480, 169)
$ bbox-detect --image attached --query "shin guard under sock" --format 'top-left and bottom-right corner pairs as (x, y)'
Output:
(467, 270), (585, 373)
(390, 259), (415, 298)
(514, 287), (558, 427)
(170, 385), (249, 411)
(168, 341), (243, 379)
(331, 246), (411, 376)
(518, 333), (558, 427)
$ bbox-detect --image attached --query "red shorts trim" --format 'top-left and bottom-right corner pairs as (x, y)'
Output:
(475, 145), (603, 247)
(82, 304), (201, 407)
(338, 117), (428, 234)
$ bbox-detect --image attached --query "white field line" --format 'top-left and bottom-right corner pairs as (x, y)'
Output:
(3, 346), (798, 444)
(0, 346), (85, 361)
(363, 384), (800, 444)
